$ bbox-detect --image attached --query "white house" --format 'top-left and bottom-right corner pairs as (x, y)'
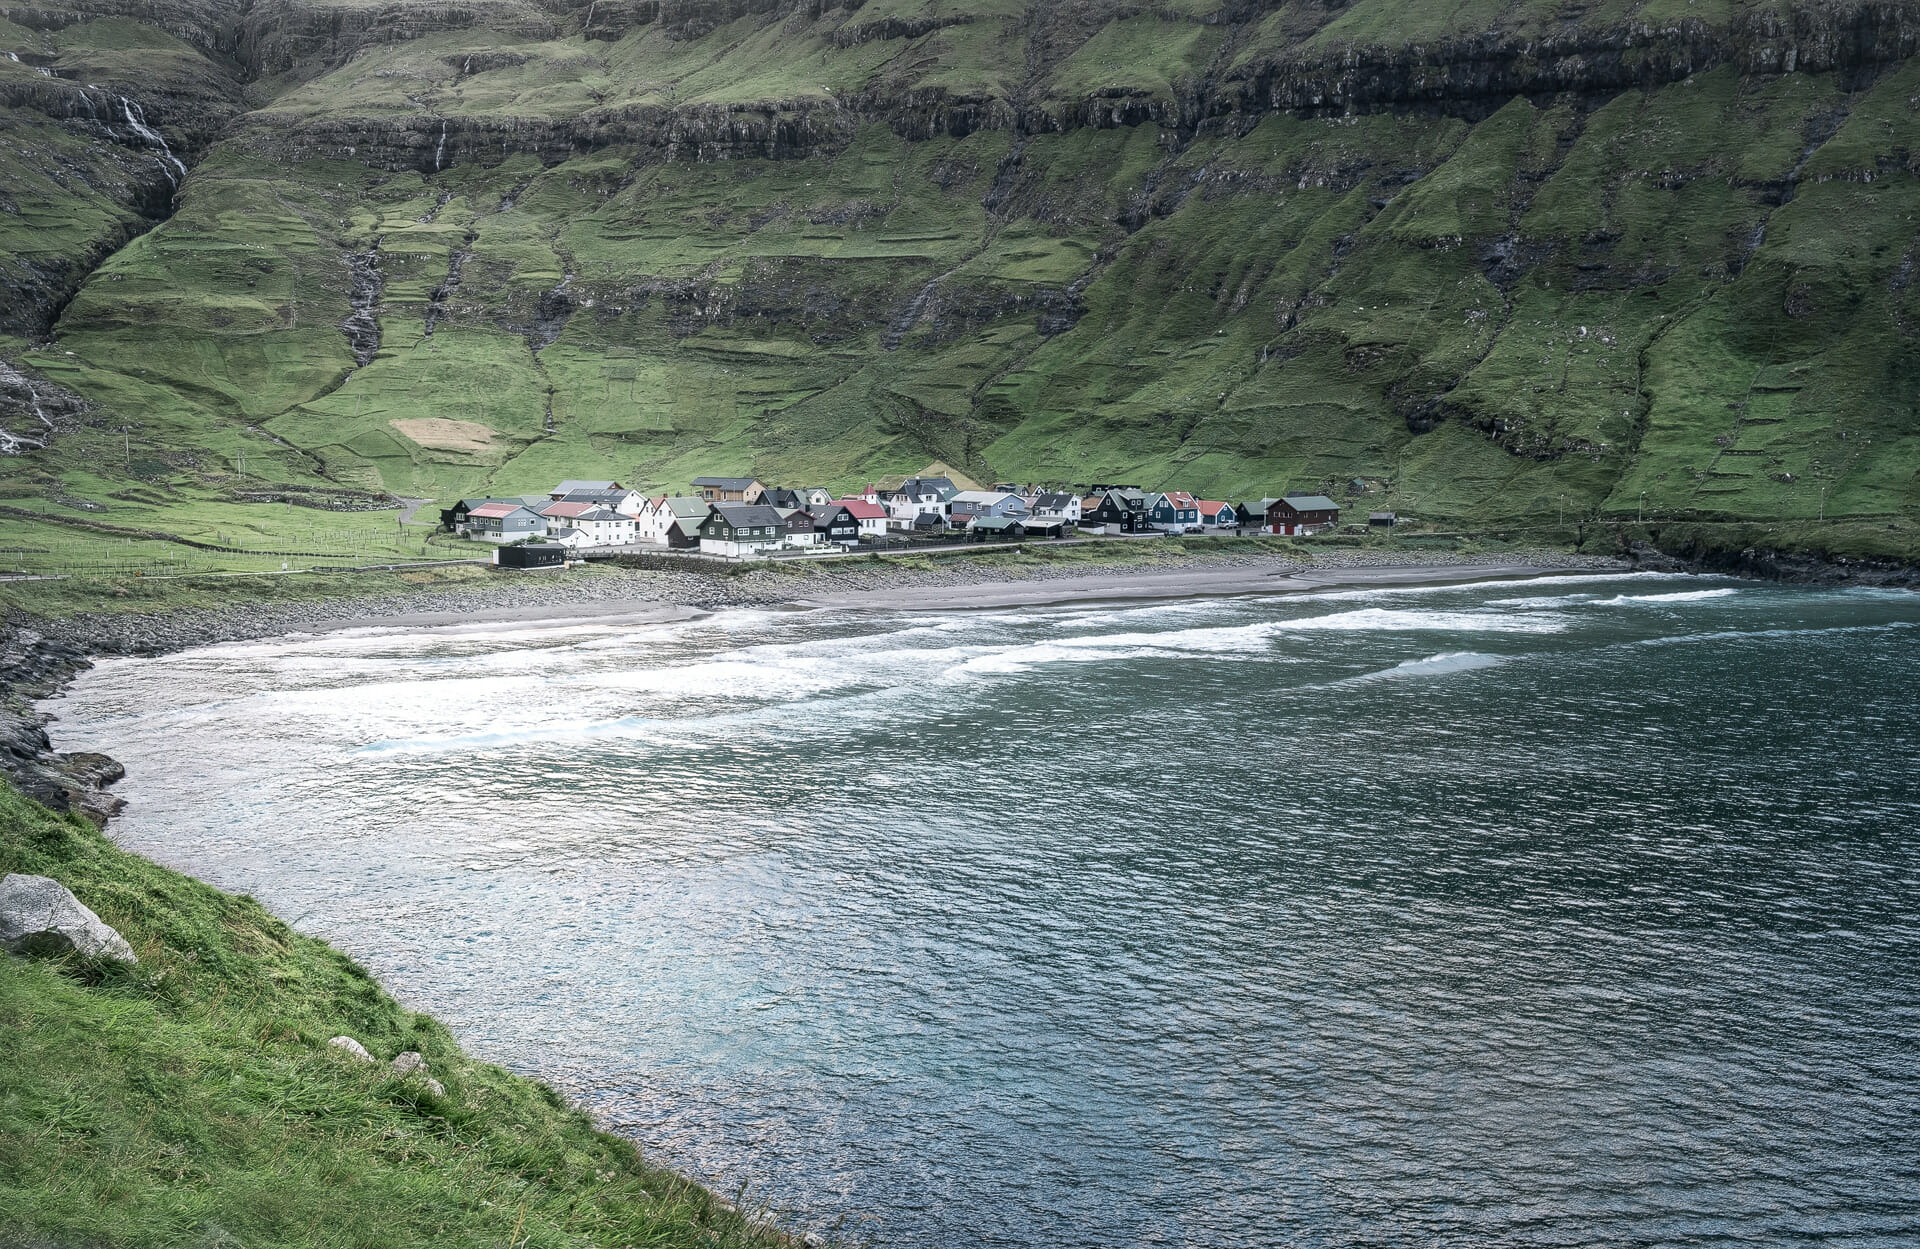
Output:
(637, 495), (707, 545)
(836, 498), (890, 538)
(1030, 491), (1082, 524)
(882, 476), (956, 530)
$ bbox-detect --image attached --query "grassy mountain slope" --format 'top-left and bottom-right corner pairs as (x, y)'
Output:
(0, 780), (787, 1247)
(2, 0), (1918, 570)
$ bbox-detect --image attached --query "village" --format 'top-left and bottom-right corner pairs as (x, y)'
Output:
(439, 473), (1380, 566)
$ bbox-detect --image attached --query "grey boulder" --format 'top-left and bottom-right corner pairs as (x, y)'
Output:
(0, 873), (136, 963)
(327, 1035), (373, 1061)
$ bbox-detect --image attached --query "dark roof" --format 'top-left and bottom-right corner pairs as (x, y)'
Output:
(970, 515), (1025, 531)
(707, 503), (784, 527)
(561, 488), (633, 505)
(1033, 492), (1076, 508)
(760, 487), (803, 509)
(1277, 494), (1340, 511)
(693, 476), (760, 489)
(807, 503), (855, 521)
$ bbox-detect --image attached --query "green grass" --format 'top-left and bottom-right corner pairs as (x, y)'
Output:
(5, 0), (1919, 571)
(0, 781), (794, 1249)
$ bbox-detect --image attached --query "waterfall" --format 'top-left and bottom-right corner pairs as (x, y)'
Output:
(120, 97), (186, 185)
(434, 121), (448, 172)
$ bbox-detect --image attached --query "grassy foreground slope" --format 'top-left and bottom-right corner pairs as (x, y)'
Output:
(0, 781), (788, 1248)
(3, 0), (1919, 569)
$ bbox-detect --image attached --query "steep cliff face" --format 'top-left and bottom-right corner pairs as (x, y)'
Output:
(2, 0), (1918, 557)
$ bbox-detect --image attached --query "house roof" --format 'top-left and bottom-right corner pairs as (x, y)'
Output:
(837, 499), (888, 519)
(1163, 491), (1197, 507)
(808, 503), (856, 524)
(662, 496), (710, 518)
(1369, 511), (1398, 520)
(552, 480), (617, 494)
(539, 500), (595, 519)
(458, 497), (515, 510)
(1197, 500), (1230, 514)
(693, 476), (760, 489)
(1033, 492), (1077, 508)
(707, 503), (784, 528)
(1239, 498), (1279, 511)
(561, 488), (635, 505)
(949, 490), (1016, 505)
(1277, 494), (1340, 511)
(468, 502), (533, 520)
(761, 488), (803, 508)
(970, 515), (1024, 531)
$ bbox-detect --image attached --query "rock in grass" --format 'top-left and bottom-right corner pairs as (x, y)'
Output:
(0, 873), (136, 963)
(327, 1035), (373, 1061)
(392, 1051), (446, 1096)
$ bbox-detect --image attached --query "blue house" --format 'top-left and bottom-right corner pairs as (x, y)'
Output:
(1144, 491), (1200, 532)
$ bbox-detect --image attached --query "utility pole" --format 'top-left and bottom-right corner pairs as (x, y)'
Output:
(1638, 492), (1645, 524)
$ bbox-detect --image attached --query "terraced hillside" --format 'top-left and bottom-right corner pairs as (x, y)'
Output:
(3, 0), (1918, 567)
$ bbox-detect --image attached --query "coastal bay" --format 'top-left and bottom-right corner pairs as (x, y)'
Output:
(35, 570), (1920, 1246)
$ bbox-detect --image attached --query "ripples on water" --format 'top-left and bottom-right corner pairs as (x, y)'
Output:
(50, 574), (1920, 1246)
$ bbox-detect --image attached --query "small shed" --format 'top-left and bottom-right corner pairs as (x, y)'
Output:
(1368, 511), (1398, 528)
(968, 516), (1026, 541)
(1021, 517), (1068, 539)
(494, 542), (567, 570)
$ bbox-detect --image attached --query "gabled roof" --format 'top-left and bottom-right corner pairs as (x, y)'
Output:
(761, 487), (803, 509)
(561, 488), (635, 505)
(949, 489), (1016, 505)
(539, 500), (596, 519)
(1197, 499), (1231, 514)
(552, 479), (617, 494)
(970, 515), (1024, 531)
(1277, 494), (1340, 511)
(457, 497), (515, 510)
(836, 499), (888, 519)
(1239, 497), (1279, 511)
(692, 476), (760, 489)
(707, 503), (784, 528)
(468, 502), (534, 520)
(663, 496), (711, 519)
(1164, 491), (1197, 508)
(808, 503), (856, 524)
(1033, 492), (1077, 508)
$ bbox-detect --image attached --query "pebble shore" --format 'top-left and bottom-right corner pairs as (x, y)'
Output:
(19, 546), (1629, 657)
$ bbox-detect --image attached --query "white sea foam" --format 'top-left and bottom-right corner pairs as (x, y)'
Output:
(1595, 588), (1739, 605)
(1276, 607), (1569, 634)
(1349, 651), (1507, 682)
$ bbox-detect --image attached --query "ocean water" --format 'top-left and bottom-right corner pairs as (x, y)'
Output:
(48, 573), (1920, 1246)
